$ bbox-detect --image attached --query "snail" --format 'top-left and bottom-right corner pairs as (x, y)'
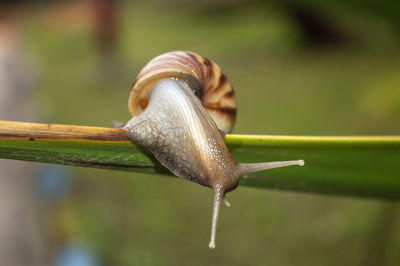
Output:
(121, 51), (304, 249)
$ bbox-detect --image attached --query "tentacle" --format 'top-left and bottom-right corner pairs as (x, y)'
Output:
(239, 160), (304, 176)
(209, 184), (225, 249)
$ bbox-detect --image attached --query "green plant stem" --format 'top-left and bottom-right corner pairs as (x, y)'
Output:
(1, 120), (399, 200)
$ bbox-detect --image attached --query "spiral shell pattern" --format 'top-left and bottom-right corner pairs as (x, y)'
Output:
(128, 51), (237, 133)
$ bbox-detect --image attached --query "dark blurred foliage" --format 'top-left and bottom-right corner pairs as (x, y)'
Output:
(164, 0), (400, 47)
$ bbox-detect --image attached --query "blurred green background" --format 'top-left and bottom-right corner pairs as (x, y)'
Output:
(4, 0), (400, 265)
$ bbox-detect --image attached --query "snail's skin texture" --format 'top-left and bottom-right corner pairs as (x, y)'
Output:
(124, 78), (240, 192)
(123, 78), (304, 249)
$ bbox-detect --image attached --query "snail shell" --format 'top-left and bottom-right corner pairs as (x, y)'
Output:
(128, 51), (236, 133)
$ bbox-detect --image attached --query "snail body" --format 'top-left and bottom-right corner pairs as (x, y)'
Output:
(125, 78), (239, 191)
(123, 51), (304, 249)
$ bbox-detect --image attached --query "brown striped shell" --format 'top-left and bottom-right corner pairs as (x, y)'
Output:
(128, 51), (236, 133)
